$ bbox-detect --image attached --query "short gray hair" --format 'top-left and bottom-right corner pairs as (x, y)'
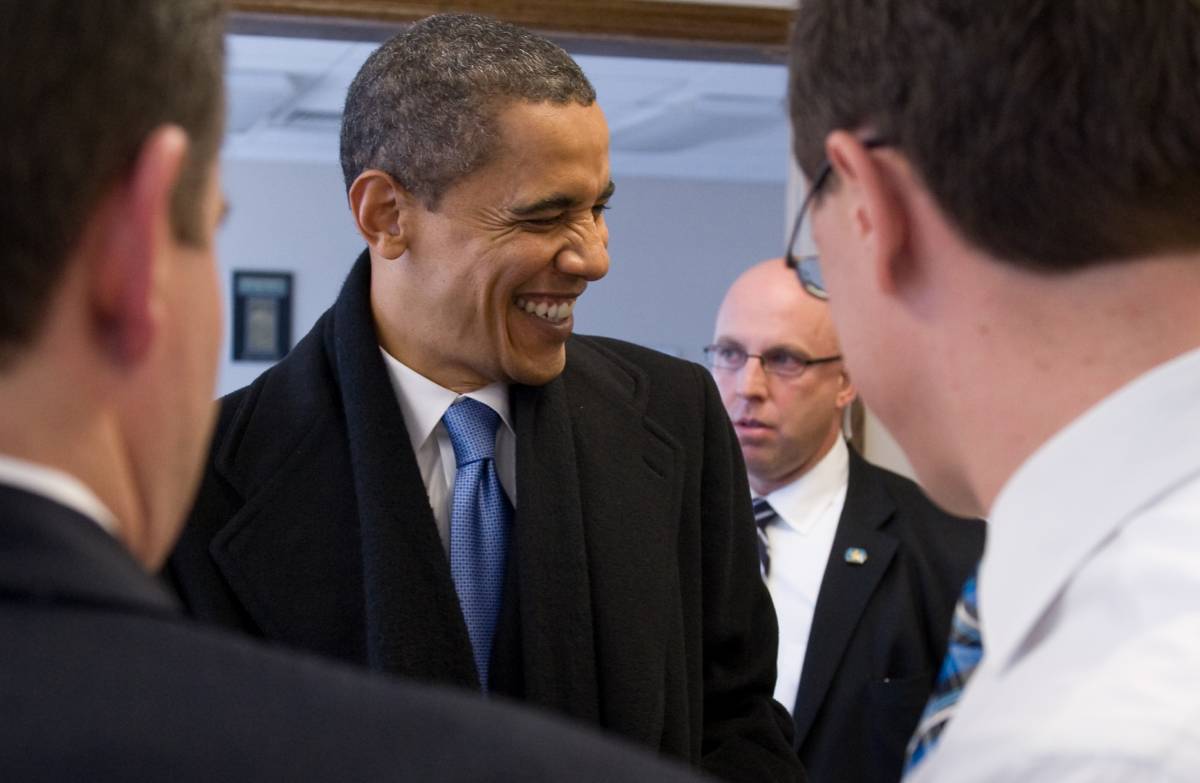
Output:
(339, 13), (596, 207)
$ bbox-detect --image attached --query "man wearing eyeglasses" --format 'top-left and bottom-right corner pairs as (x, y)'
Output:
(787, 1), (1200, 781)
(708, 258), (983, 782)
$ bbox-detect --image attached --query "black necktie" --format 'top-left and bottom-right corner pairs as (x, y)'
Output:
(751, 497), (777, 577)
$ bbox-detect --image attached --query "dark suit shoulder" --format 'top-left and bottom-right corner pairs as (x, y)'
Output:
(854, 453), (984, 550)
(0, 603), (703, 782)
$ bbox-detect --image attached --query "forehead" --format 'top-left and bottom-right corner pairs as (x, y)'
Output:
(454, 100), (611, 207)
(715, 271), (837, 351)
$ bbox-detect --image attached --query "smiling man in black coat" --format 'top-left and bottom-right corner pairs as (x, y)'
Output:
(168, 14), (801, 783)
(0, 3), (722, 780)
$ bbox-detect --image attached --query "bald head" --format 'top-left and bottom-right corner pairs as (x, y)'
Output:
(716, 259), (840, 357)
(711, 258), (854, 495)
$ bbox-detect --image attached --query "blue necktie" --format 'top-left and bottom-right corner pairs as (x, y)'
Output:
(904, 571), (982, 775)
(442, 397), (512, 693)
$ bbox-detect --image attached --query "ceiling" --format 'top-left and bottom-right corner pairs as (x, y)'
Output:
(224, 34), (791, 183)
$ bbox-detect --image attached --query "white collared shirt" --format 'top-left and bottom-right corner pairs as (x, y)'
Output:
(910, 346), (1200, 782)
(758, 436), (850, 714)
(379, 348), (517, 555)
(0, 453), (118, 534)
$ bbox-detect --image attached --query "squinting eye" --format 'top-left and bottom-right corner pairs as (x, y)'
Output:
(592, 203), (611, 216)
(717, 346), (743, 362)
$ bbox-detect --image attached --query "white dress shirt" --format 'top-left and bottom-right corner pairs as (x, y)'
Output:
(380, 348), (517, 555)
(911, 346), (1200, 782)
(0, 453), (117, 534)
(758, 436), (850, 714)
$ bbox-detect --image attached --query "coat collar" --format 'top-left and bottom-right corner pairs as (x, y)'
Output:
(791, 446), (899, 743)
(210, 251), (475, 682)
(501, 337), (680, 735)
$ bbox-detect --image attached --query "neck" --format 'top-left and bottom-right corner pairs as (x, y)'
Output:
(941, 250), (1200, 516)
(0, 348), (149, 566)
(369, 262), (490, 394)
(748, 427), (842, 496)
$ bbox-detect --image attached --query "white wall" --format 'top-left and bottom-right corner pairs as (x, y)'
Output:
(215, 157), (786, 396)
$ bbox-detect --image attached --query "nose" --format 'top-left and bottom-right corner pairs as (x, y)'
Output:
(735, 357), (769, 400)
(556, 217), (610, 281)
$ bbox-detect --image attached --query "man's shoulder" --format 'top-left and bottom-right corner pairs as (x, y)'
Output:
(568, 334), (699, 380)
(564, 334), (715, 423)
(0, 601), (700, 782)
(208, 310), (341, 465)
(848, 449), (985, 553)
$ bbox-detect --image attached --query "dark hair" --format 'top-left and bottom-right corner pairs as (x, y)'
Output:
(789, 0), (1200, 271)
(339, 13), (596, 206)
(0, 0), (226, 366)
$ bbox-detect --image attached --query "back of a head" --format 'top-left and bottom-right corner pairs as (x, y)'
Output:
(789, 0), (1200, 272)
(0, 0), (226, 370)
(339, 13), (597, 207)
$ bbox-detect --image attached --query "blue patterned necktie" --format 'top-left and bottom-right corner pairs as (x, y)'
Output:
(442, 397), (512, 693)
(904, 570), (982, 776)
(751, 497), (777, 577)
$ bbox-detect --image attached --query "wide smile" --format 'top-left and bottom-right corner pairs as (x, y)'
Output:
(514, 295), (576, 325)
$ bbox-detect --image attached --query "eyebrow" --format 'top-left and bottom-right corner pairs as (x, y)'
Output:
(716, 339), (815, 357)
(510, 180), (616, 217)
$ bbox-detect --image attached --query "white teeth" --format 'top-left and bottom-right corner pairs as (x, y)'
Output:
(514, 297), (574, 323)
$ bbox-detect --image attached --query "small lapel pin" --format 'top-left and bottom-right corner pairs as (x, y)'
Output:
(844, 547), (869, 565)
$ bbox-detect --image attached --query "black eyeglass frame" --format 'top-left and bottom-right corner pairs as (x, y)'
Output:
(785, 139), (892, 300)
(702, 344), (842, 379)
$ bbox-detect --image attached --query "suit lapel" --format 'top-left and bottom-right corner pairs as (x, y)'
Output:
(791, 447), (898, 743)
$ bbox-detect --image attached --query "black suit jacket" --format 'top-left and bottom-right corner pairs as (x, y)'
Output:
(0, 484), (714, 782)
(168, 251), (803, 783)
(789, 448), (984, 782)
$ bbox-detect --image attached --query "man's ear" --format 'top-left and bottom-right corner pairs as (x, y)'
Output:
(348, 169), (413, 260)
(89, 125), (189, 366)
(824, 131), (911, 296)
(835, 368), (858, 409)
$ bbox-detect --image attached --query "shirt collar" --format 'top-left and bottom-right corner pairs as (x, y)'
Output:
(0, 453), (118, 534)
(983, 345), (1200, 671)
(379, 347), (514, 455)
(759, 436), (850, 534)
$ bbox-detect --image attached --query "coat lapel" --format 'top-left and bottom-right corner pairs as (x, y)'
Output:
(208, 251), (476, 685)
(332, 254), (477, 685)
(507, 338), (680, 740)
(791, 447), (899, 743)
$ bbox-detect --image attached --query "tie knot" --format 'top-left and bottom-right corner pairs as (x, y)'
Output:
(442, 397), (501, 467)
(752, 497), (778, 532)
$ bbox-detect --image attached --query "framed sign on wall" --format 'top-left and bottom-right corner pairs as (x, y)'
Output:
(232, 270), (293, 362)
